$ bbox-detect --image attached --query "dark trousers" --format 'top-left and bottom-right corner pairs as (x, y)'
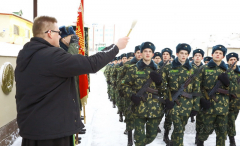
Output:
(21, 135), (74, 146)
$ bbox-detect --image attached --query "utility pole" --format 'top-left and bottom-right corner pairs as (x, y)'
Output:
(33, 0), (37, 19)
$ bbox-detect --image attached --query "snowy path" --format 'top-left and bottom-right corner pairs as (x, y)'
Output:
(11, 72), (240, 146)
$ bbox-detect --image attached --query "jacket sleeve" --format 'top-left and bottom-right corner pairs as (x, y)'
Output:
(191, 69), (201, 112)
(162, 67), (170, 100)
(121, 67), (135, 98)
(50, 44), (119, 77)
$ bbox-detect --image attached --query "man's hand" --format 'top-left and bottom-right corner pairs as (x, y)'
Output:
(116, 37), (129, 50)
(164, 99), (175, 110)
(200, 98), (211, 110)
(70, 35), (79, 44)
(150, 71), (162, 85)
(218, 73), (230, 87)
(131, 94), (141, 106)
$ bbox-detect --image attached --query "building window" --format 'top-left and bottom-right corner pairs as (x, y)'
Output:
(14, 25), (19, 35)
(25, 29), (30, 38)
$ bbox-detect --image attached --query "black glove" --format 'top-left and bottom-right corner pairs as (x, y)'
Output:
(218, 73), (230, 87)
(200, 98), (211, 110)
(190, 110), (198, 117)
(164, 99), (174, 110)
(149, 71), (162, 85)
(131, 94), (141, 106)
(70, 35), (79, 44)
(119, 90), (124, 97)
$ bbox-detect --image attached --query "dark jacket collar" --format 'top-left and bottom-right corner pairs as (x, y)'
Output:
(207, 59), (227, 70)
(119, 62), (123, 67)
(130, 57), (138, 64)
(136, 59), (158, 70)
(234, 65), (240, 73)
(172, 57), (192, 70)
(159, 61), (164, 67)
(191, 61), (203, 67)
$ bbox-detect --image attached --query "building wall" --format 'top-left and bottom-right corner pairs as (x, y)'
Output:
(0, 14), (33, 45)
(0, 15), (11, 43)
(0, 56), (17, 128)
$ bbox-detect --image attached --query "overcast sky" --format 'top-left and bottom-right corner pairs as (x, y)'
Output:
(1, 0), (240, 54)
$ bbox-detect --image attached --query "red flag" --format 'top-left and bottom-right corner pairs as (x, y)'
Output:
(76, 0), (88, 100)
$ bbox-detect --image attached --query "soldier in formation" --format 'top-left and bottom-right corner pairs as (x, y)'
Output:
(226, 52), (240, 146)
(103, 43), (239, 146)
(153, 52), (162, 64)
(197, 45), (238, 146)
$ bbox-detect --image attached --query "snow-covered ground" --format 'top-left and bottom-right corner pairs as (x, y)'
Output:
(11, 71), (240, 146)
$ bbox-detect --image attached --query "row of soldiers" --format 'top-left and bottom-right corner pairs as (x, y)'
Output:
(104, 42), (240, 146)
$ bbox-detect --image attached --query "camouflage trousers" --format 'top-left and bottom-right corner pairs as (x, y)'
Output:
(196, 111), (204, 134)
(124, 99), (135, 131)
(116, 96), (124, 112)
(134, 117), (161, 146)
(171, 114), (188, 146)
(164, 113), (172, 130)
(125, 114), (135, 131)
(198, 114), (228, 146)
(227, 110), (239, 137)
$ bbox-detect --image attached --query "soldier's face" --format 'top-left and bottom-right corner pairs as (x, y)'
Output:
(162, 52), (171, 61)
(177, 50), (189, 62)
(212, 50), (224, 62)
(228, 57), (238, 67)
(193, 53), (203, 63)
(128, 57), (134, 61)
(154, 56), (161, 64)
(114, 60), (117, 64)
(122, 57), (128, 64)
(141, 48), (154, 61)
(204, 61), (209, 64)
(135, 50), (142, 60)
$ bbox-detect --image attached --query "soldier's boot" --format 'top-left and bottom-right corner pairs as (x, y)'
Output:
(166, 141), (173, 146)
(123, 129), (128, 135)
(117, 109), (119, 114)
(197, 140), (204, 146)
(157, 127), (161, 133)
(119, 112), (123, 122)
(163, 129), (170, 144)
(108, 94), (110, 99)
(113, 101), (116, 108)
(229, 136), (236, 146)
(195, 133), (198, 144)
(127, 131), (133, 146)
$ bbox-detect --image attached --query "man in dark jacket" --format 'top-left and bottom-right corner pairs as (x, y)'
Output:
(15, 16), (128, 146)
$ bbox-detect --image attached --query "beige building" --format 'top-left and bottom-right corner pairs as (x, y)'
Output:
(0, 12), (33, 45)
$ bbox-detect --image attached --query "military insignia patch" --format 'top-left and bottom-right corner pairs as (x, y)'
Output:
(170, 70), (179, 73)
(136, 71), (145, 74)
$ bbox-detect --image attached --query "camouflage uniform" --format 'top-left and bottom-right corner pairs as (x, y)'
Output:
(227, 65), (240, 137)
(115, 62), (125, 113)
(118, 57), (139, 131)
(104, 64), (112, 99)
(109, 64), (116, 102)
(162, 58), (201, 146)
(191, 62), (205, 142)
(197, 60), (237, 146)
(121, 59), (163, 146)
(159, 61), (172, 131)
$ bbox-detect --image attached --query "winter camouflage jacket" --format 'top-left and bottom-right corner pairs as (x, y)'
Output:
(228, 64), (240, 111)
(199, 59), (237, 115)
(121, 59), (163, 118)
(162, 58), (201, 117)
